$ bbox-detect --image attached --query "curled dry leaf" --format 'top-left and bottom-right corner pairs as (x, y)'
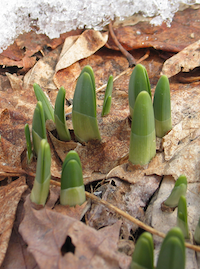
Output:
(19, 195), (131, 269)
(53, 30), (108, 97)
(161, 40), (200, 78)
(0, 177), (28, 266)
(55, 30), (108, 73)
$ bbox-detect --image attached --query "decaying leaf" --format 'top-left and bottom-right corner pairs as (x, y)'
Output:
(19, 195), (131, 269)
(163, 112), (200, 161)
(106, 7), (200, 53)
(55, 30), (108, 72)
(1, 193), (39, 269)
(53, 30), (108, 98)
(23, 46), (62, 90)
(161, 40), (200, 78)
(88, 176), (161, 238)
(0, 177), (28, 266)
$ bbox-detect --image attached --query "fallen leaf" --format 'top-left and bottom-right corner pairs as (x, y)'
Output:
(163, 112), (200, 161)
(106, 7), (200, 53)
(19, 195), (131, 269)
(88, 176), (160, 238)
(1, 193), (39, 269)
(55, 30), (108, 72)
(0, 177), (28, 266)
(23, 46), (62, 90)
(161, 40), (200, 78)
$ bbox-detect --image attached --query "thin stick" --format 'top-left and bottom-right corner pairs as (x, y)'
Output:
(49, 179), (200, 252)
(108, 21), (136, 67)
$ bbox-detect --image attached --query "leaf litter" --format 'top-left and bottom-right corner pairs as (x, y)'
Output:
(0, 6), (200, 268)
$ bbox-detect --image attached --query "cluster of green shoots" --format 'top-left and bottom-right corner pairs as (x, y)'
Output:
(25, 64), (172, 205)
(25, 66), (113, 206)
(128, 64), (172, 165)
(130, 227), (185, 269)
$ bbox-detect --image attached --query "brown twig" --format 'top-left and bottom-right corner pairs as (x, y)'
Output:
(108, 21), (137, 67)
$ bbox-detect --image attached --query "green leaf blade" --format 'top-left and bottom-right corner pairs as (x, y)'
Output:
(32, 101), (47, 155)
(128, 64), (151, 118)
(60, 150), (86, 206)
(72, 67), (101, 142)
(24, 123), (33, 163)
(102, 75), (113, 116)
(54, 86), (71, 141)
(130, 232), (154, 269)
(129, 91), (156, 165)
(30, 139), (51, 206)
(157, 227), (185, 269)
(153, 75), (172, 137)
(33, 83), (54, 122)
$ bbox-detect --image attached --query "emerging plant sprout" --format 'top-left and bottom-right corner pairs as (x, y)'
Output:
(101, 75), (113, 116)
(130, 232), (154, 269)
(54, 86), (71, 141)
(164, 175), (187, 208)
(153, 75), (172, 138)
(194, 217), (200, 244)
(24, 123), (33, 164)
(60, 150), (86, 206)
(30, 139), (51, 206)
(128, 64), (151, 118)
(33, 83), (54, 122)
(156, 227), (185, 269)
(177, 195), (189, 239)
(129, 91), (156, 165)
(32, 101), (47, 156)
(72, 65), (101, 142)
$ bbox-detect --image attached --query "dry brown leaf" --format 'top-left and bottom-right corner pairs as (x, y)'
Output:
(161, 40), (200, 78)
(0, 108), (30, 167)
(0, 177), (28, 266)
(106, 7), (200, 53)
(19, 195), (131, 269)
(88, 176), (160, 238)
(1, 192), (39, 269)
(163, 112), (200, 161)
(23, 46), (62, 90)
(55, 30), (108, 72)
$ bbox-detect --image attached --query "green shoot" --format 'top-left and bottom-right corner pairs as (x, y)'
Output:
(30, 139), (51, 206)
(130, 232), (154, 269)
(24, 123), (33, 164)
(194, 217), (200, 244)
(60, 150), (86, 206)
(129, 91), (156, 165)
(32, 101), (47, 156)
(33, 83), (54, 122)
(164, 175), (187, 208)
(177, 195), (189, 239)
(72, 66), (101, 142)
(156, 227), (185, 269)
(128, 64), (151, 118)
(101, 75), (113, 116)
(54, 86), (71, 141)
(153, 75), (172, 137)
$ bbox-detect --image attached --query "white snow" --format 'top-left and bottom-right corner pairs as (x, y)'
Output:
(0, 0), (200, 53)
